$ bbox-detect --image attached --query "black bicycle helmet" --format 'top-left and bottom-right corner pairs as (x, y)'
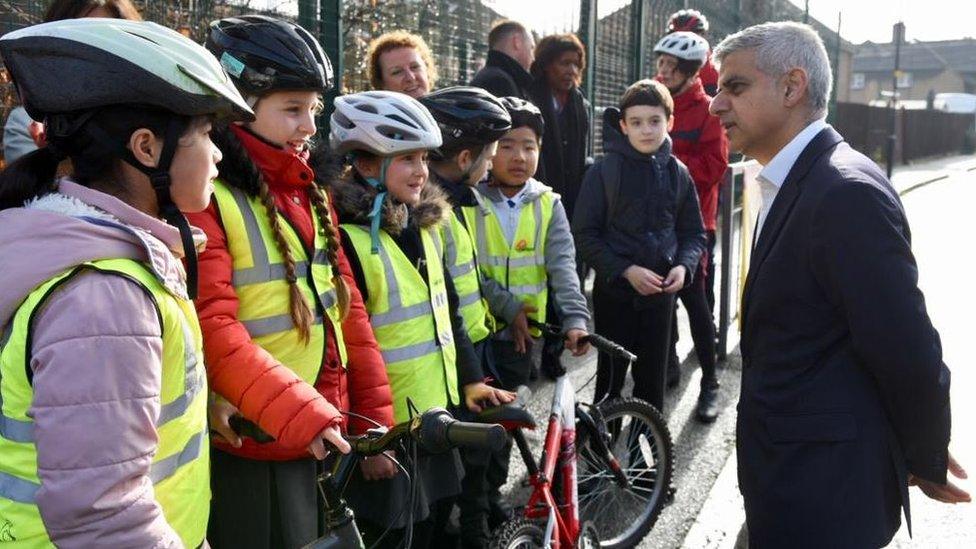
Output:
(206, 14), (334, 96)
(499, 97), (544, 138)
(419, 86), (512, 159)
(668, 9), (709, 34)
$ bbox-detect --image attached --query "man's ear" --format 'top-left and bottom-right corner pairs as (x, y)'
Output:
(353, 155), (380, 178)
(783, 67), (809, 108)
(667, 115), (675, 132)
(128, 128), (160, 169)
(619, 117), (629, 135)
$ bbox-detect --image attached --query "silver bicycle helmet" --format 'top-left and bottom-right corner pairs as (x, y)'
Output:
(330, 90), (442, 156)
(653, 31), (710, 63)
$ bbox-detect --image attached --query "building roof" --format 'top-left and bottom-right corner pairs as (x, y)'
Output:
(854, 38), (976, 73)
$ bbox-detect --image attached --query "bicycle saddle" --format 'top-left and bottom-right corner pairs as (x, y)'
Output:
(477, 385), (537, 430)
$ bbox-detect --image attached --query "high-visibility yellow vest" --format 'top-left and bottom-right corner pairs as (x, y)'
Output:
(0, 259), (209, 548)
(442, 213), (492, 344)
(211, 181), (347, 379)
(342, 224), (458, 423)
(463, 190), (554, 337)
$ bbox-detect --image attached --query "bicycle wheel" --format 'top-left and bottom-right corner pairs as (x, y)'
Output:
(488, 518), (545, 549)
(576, 397), (673, 549)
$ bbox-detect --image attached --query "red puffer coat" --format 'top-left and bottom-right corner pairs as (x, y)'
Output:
(669, 77), (729, 232)
(187, 126), (393, 461)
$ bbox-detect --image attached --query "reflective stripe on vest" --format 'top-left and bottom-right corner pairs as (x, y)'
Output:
(0, 259), (209, 548)
(211, 182), (347, 384)
(342, 224), (458, 423)
(442, 215), (492, 343)
(464, 191), (554, 337)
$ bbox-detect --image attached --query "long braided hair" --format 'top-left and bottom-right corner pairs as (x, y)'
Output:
(212, 124), (350, 343)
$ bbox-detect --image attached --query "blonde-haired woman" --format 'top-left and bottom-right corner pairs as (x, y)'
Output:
(367, 30), (438, 97)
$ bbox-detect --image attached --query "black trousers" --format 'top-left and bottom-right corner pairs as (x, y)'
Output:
(669, 262), (719, 390)
(208, 449), (323, 549)
(704, 230), (717, 314)
(593, 289), (676, 412)
(360, 497), (455, 549)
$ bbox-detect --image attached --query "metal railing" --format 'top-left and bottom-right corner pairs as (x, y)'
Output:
(716, 159), (760, 360)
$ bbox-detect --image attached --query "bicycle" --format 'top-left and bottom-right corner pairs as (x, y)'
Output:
(478, 322), (674, 549)
(228, 407), (507, 548)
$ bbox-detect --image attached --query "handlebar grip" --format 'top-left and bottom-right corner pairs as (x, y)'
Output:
(444, 421), (507, 451)
(584, 333), (637, 362)
(228, 415), (275, 444)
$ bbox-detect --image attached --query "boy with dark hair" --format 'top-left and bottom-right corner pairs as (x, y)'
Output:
(572, 79), (707, 414)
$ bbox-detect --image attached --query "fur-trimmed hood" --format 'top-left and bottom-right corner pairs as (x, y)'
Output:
(332, 169), (452, 235)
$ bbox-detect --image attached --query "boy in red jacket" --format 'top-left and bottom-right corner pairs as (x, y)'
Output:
(654, 31), (729, 421)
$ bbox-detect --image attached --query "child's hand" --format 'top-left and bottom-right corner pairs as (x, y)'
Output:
(662, 265), (687, 294)
(565, 328), (591, 357)
(308, 424), (351, 460)
(624, 265), (664, 295)
(511, 305), (537, 354)
(360, 450), (399, 481)
(208, 394), (242, 448)
(463, 382), (517, 413)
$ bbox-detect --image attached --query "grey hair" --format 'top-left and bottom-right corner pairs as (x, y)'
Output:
(713, 21), (832, 118)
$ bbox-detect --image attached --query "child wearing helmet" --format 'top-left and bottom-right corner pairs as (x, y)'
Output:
(470, 96), (592, 522)
(0, 18), (251, 548)
(187, 15), (395, 548)
(653, 31), (728, 421)
(666, 8), (719, 97)
(419, 86), (533, 548)
(329, 90), (514, 548)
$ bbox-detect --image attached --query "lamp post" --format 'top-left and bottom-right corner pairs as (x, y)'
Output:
(886, 21), (905, 178)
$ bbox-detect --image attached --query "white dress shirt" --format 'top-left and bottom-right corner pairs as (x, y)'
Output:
(754, 118), (828, 243)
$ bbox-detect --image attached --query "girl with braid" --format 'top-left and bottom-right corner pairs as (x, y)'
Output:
(186, 16), (394, 548)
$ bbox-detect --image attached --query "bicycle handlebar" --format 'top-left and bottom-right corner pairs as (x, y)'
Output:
(528, 320), (637, 363)
(229, 408), (506, 454)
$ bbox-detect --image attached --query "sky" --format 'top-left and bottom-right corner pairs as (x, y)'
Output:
(484, 0), (975, 44)
(787, 0), (974, 43)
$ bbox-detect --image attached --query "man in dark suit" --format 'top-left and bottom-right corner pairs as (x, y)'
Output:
(710, 22), (969, 548)
(470, 19), (535, 101)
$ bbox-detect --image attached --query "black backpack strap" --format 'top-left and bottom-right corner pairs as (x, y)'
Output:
(600, 154), (622, 233)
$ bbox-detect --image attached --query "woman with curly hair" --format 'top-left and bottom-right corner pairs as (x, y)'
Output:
(367, 30), (439, 98)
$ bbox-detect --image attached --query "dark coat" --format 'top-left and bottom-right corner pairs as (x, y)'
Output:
(469, 49), (534, 100)
(572, 108), (705, 305)
(529, 78), (590, 219)
(737, 127), (951, 548)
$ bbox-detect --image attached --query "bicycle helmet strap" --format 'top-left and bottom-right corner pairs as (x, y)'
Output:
(365, 156), (393, 255)
(91, 117), (201, 299)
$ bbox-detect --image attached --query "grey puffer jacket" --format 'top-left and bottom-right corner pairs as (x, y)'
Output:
(0, 180), (202, 548)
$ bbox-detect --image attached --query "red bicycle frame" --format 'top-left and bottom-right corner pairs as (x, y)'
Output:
(512, 376), (580, 547)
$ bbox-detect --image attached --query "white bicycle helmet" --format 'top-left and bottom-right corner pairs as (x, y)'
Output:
(653, 31), (709, 63)
(0, 17), (253, 122)
(330, 90), (442, 156)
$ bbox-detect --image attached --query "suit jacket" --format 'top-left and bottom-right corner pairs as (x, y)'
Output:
(737, 127), (951, 548)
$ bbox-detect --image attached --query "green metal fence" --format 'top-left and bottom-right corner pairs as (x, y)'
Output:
(1, 0), (849, 160)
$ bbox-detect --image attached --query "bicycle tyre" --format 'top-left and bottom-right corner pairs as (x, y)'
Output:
(488, 518), (545, 549)
(576, 397), (673, 549)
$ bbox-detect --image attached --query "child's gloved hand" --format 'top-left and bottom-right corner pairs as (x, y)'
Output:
(360, 450), (399, 481)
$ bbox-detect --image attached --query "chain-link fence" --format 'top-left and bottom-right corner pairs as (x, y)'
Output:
(1, 0), (849, 161)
